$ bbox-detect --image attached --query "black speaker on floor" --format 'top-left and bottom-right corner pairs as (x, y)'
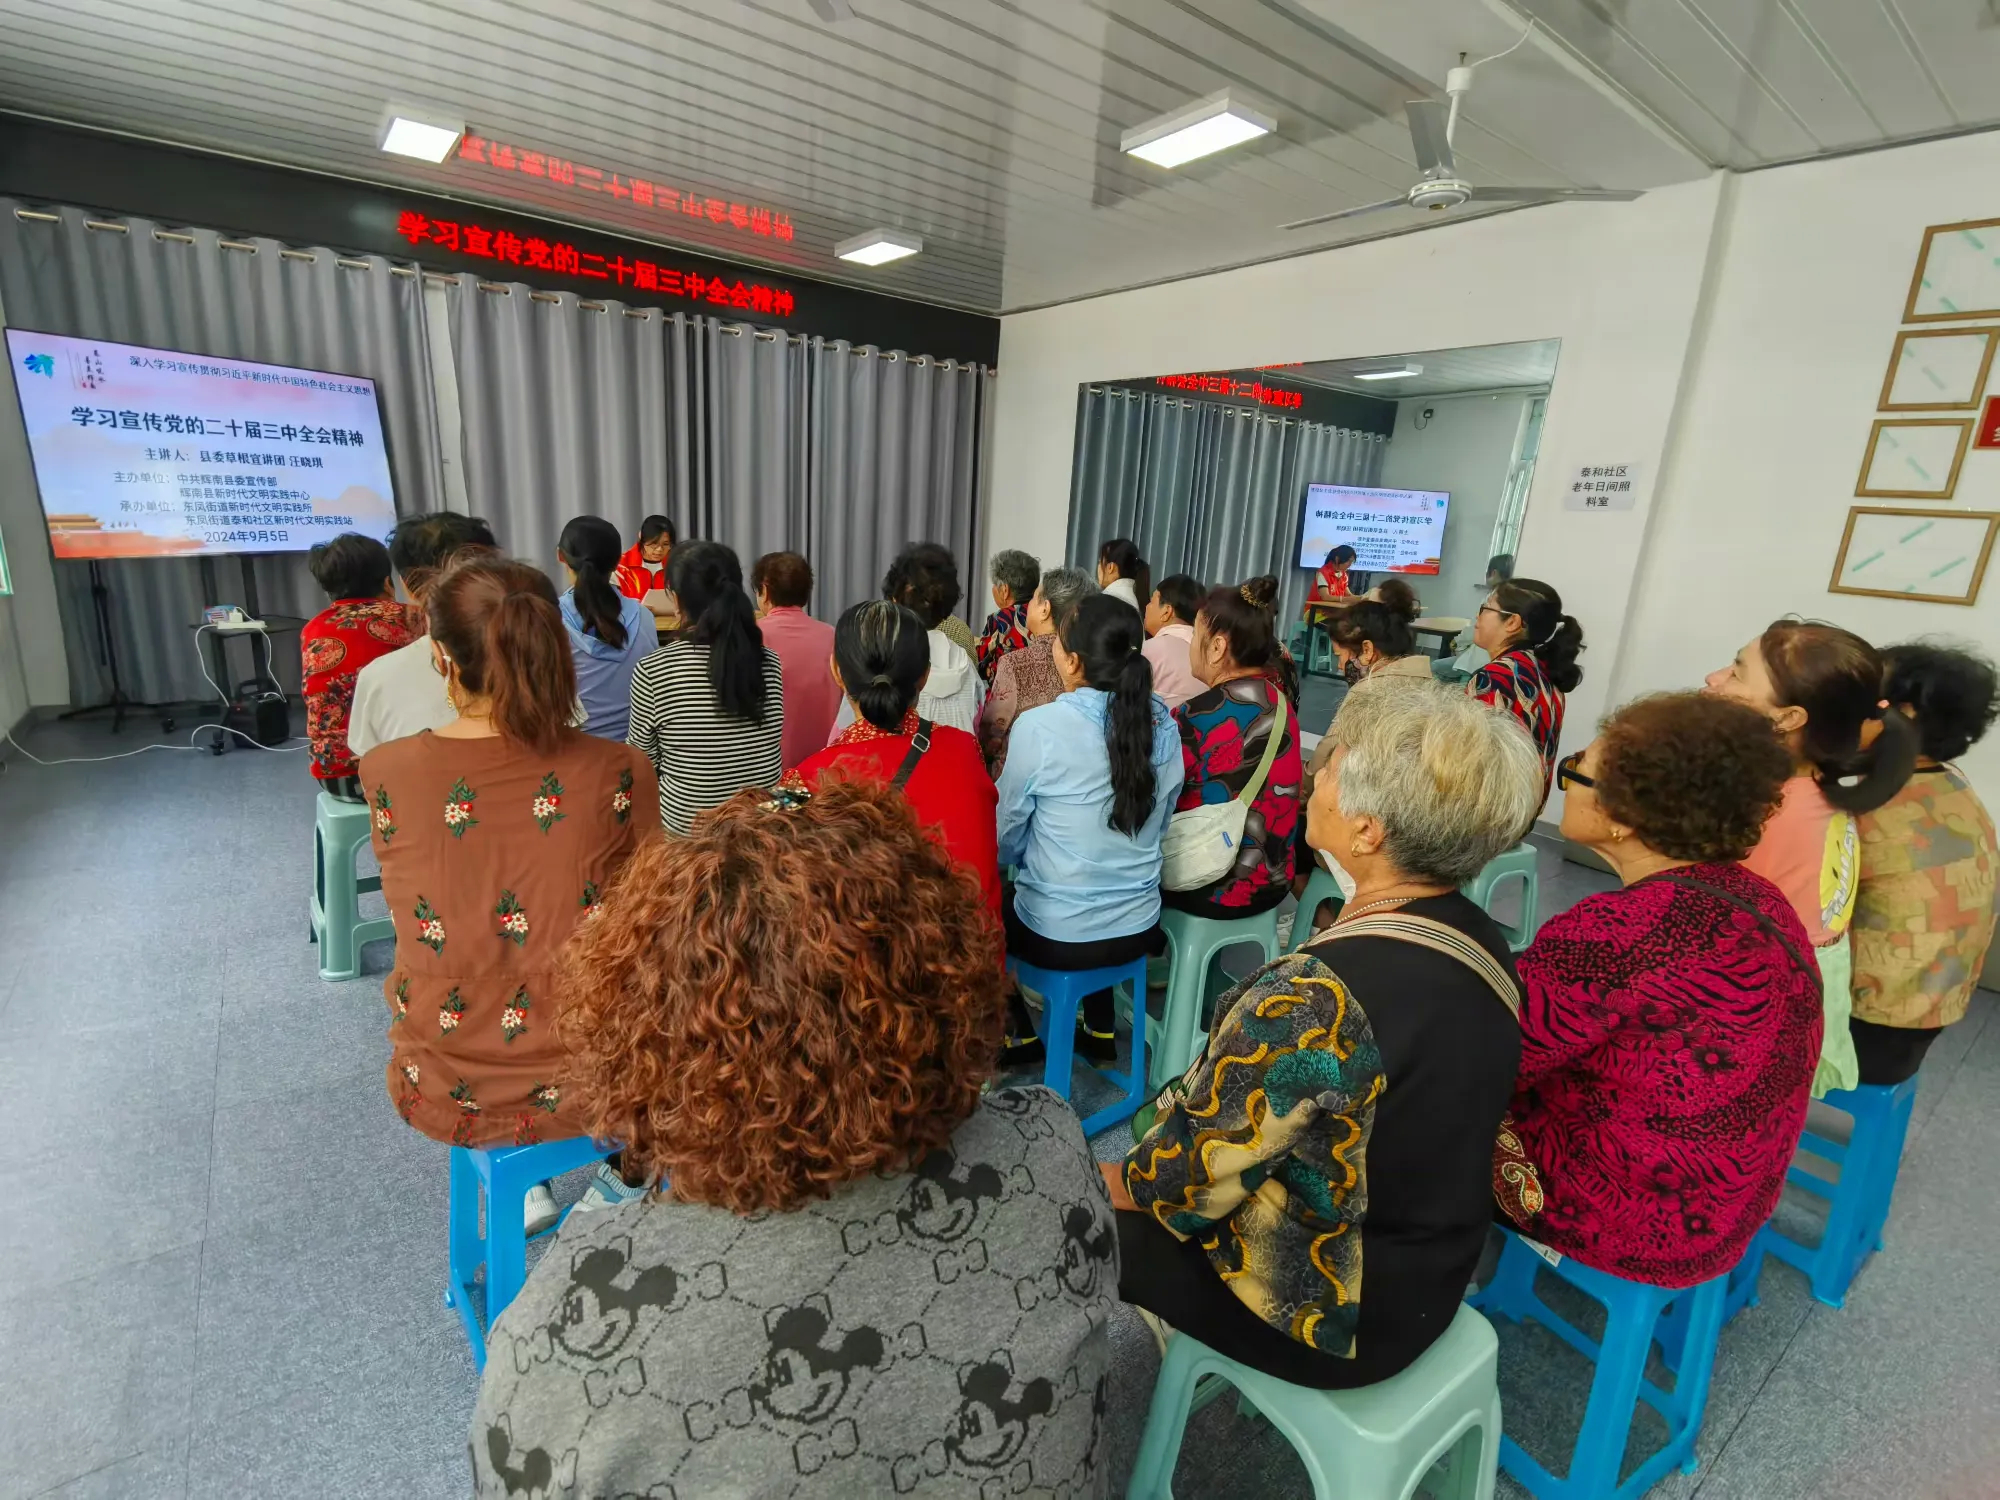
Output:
(254, 694), (290, 747)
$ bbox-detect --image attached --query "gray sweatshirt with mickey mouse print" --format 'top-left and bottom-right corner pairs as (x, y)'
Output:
(470, 1086), (1116, 1499)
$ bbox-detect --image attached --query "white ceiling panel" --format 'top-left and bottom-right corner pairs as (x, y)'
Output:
(0, 0), (1995, 315)
(1287, 339), (1562, 397)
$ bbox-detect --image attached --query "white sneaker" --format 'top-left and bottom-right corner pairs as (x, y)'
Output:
(570, 1161), (648, 1214)
(524, 1182), (560, 1237)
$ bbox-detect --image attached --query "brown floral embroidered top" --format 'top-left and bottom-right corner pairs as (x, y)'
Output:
(361, 728), (660, 1147)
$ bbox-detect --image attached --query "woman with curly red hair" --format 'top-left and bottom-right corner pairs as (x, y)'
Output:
(471, 779), (1115, 1497)
(1498, 692), (1823, 1287)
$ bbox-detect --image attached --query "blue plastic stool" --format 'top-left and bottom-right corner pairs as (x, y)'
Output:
(310, 791), (396, 981)
(1461, 842), (1540, 952)
(1291, 867), (1345, 949)
(1127, 1303), (1501, 1499)
(1760, 1075), (1919, 1306)
(1469, 1230), (1728, 1500)
(1151, 907), (1280, 1090)
(444, 1135), (618, 1369)
(1009, 954), (1150, 1136)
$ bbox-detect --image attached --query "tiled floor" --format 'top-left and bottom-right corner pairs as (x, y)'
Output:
(1, 712), (1993, 1499)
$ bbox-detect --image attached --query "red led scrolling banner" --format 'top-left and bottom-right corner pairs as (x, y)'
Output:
(395, 209), (797, 318)
(457, 133), (793, 247)
(1156, 372), (1304, 410)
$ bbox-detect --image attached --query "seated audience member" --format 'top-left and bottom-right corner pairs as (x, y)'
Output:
(362, 557), (660, 1233)
(788, 600), (1000, 927)
(1327, 580), (1428, 685)
(474, 779), (1115, 1498)
(979, 566), (1097, 778)
(1849, 643), (1998, 1084)
(977, 548), (1040, 683)
(1142, 573), (1204, 710)
(1707, 620), (1917, 1094)
(614, 513), (675, 605)
(348, 511), (498, 758)
(1096, 537), (1150, 614)
(1114, 678), (1541, 1385)
(997, 595), (1183, 1064)
(751, 549), (839, 769)
(882, 542), (979, 733)
(1167, 577), (1301, 919)
(555, 516), (657, 742)
(301, 532), (419, 795)
(628, 541), (783, 834)
(1470, 577), (1584, 793)
(1499, 692), (1819, 1285)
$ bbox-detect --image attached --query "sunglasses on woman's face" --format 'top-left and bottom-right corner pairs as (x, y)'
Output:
(1556, 751), (1595, 791)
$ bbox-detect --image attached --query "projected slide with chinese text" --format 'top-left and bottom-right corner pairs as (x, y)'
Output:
(1297, 485), (1450, 576)
(6, 329), (398, 560)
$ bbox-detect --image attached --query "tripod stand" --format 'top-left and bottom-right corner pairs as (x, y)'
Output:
(57, 559), (170, 733)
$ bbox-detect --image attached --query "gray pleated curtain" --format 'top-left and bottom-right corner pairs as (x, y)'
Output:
(1066, 385), (1387, 622)
(447, 278), (992, 624)
(0, 199), (446, 705)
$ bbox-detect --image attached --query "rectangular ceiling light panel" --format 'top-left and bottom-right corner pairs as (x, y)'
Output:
(1122, 91), (1275, 168)
(380, 110), (463, 163)
(836, 228), (923, 266)
(1351, 365), (1423, 381)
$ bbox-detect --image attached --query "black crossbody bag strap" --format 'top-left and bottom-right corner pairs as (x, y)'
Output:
(1652, 871), (1817, 984)
(891, 720), (934, 790)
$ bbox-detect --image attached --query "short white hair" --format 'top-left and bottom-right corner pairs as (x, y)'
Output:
(1327, 677), (1544, 885)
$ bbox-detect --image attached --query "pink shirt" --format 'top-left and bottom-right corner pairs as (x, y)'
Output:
(1741, 776), (1859, 949)
(1143, 622), (1202, 709)
(758, 606), (839, 771)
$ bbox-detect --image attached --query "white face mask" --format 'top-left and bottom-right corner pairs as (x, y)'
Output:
(1316, 845), (1359, 902)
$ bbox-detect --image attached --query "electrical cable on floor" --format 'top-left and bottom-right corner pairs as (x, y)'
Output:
(1, 621), (307, 769)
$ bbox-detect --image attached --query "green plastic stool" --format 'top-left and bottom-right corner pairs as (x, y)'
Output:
(1461, 842), (1540, 952)
(1291, 866), (1345, 950)
(310, 791), (396, 981)
(1127, 1302), (1501, 1499)
(1151, 906), (1281, 1090)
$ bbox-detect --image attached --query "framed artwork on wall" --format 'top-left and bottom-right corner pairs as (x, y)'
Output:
(1829, 507), (1999, 605)
(1855, 418), (1973, 499)
(1904, 217), (2000, 323)
(1879, 328), (2000, 411)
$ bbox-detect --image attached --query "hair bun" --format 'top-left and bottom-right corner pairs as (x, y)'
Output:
(1239, 575), (1279, 611)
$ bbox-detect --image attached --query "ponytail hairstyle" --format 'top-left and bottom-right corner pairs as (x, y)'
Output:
(1196, 574), (1281, 669)
(1761, 619), (1918, 813)
(1098, 538), (1152, 607)
(1492, 577), (1585, 693)
(834, 600), (930, 732)
(1881, 641), (1999, 763)
(428, 556), (576, 756)
(556, 515), (628, 651)
(670, 541), (768, 722)
(1058, 595), (1158, 837)
(1329, 581), (1419, 661)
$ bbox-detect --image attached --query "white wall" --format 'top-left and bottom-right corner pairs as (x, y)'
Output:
(987, 175), (1726, 754)
(1377, 392), (1532, 621)
(1615, 129), (2000, 806)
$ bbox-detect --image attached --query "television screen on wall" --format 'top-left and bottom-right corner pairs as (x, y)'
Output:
(1297, 483), (1450, 576)
(6, 328), (398, 560)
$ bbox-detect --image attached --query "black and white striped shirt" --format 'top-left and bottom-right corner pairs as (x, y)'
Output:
(627, 641), (784, 834)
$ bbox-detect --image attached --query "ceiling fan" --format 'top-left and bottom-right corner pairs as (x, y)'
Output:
(1282, 44), (1642, 232)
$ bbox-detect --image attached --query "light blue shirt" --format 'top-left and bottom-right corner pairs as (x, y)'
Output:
(561, 591), (659, 741)
(997, 686), (1185, 943)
